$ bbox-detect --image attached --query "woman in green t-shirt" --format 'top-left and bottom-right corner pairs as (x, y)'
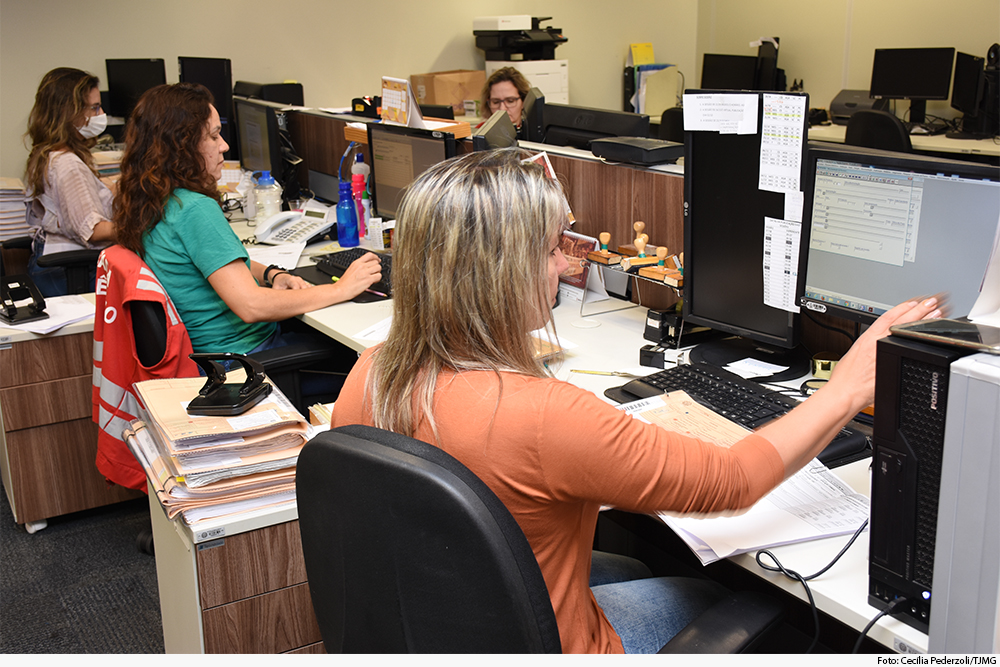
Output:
(112, 83), (381, 357)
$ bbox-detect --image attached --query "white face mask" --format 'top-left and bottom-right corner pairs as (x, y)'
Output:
(78, 113), (107, 139)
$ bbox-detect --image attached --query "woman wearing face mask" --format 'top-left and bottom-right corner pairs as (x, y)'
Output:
(23, 67), (115, 295)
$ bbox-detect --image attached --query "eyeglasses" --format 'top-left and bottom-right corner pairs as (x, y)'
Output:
(489, 96), (522, 108)
(86, 103), (103, 113)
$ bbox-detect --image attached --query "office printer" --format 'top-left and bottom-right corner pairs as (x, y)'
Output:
(473, 15), (568, 61)
(829, 89), (889, 125)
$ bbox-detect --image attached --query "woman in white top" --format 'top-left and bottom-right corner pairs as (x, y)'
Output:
(24, 67), (114, 295)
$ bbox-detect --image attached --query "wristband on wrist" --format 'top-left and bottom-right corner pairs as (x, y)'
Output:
(263, 264), (288, 287)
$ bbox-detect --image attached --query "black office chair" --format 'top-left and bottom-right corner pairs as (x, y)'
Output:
(845, 109), (913, 152)
(296, 424), (787, 653)
(658, 106), (685, 144)
(0, 235), (101, 295)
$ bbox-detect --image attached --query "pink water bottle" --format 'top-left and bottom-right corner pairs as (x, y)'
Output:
(351, 154), (370, 239)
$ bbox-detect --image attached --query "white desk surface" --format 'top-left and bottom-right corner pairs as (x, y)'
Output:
(808, 123), (1000, 158)
(0, 293), (96, 344)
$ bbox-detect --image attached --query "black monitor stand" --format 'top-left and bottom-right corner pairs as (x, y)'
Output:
(688, 337), (811, 383)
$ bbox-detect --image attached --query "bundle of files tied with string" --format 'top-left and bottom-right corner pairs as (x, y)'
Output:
(122, 376), (313, 526)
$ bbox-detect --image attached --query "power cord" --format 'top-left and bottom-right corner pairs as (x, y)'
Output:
(852, 596), (910, 654)
(754, 517), (870, 653)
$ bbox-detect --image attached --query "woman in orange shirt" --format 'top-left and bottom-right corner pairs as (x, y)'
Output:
(331, 148), (941, 653)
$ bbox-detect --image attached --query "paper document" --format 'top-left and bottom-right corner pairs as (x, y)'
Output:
(661, 459), (869, 565)
(762, 216), (802, 313)
(246, 241), (307, 270)
(5, 294), (94, 334)
(618, 392), (751, 447)
(682, 93), (758, 135)
(758, 93), (806, 194)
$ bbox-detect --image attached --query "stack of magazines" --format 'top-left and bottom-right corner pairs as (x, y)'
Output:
(123, 376), (315, 526)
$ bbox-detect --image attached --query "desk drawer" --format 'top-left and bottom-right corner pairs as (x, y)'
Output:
(196, 520), (309, 608)
(201, 582), (322, 653)
(0, 375), (92, 431)
(0, 333), (92, 387)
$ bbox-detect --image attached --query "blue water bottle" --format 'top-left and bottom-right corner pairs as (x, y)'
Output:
(336, 180), (359, 248)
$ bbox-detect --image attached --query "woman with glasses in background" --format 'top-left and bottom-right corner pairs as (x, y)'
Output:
(479, 66), (532, 137)
(23, 67), (115, 295)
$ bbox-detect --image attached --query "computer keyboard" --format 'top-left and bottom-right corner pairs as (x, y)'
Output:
(315, 247), (393, 295)
(607, 362), (870, 467)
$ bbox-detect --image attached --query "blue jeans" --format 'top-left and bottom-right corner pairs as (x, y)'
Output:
(589, 550), (727, 654)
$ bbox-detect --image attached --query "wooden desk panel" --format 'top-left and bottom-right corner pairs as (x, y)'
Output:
(289, 111), (372, 191)
(0, 333), (93, 387)
(202, 582), (322, 653)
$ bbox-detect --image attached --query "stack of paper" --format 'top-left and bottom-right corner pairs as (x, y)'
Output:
(92, 151), (122, 178)
(0, 177), (30, 242)
(123, 376), (314, 526)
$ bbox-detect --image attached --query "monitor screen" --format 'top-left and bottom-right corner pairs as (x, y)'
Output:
(683, 91), (811, 379)
(869, 48), (955, 101)
(700, 54), (758, 90)
(801, 146), (1000, 324)
(234, 97), (282, 176)
(179, 57), (236, 159)
(950, 51), (985, 115)
(105, 58), (166, 118)
(366, 123), (457, 220)
(541, 103), (649, 150)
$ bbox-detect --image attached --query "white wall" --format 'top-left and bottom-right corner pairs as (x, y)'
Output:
(0, 0), (699, 177)
(697, 0), (999, 120)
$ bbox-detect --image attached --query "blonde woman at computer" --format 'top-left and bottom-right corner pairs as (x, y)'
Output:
(24, 67), (115, 295)
(331, 148), (942, 654)
(113, 83), (381, 360)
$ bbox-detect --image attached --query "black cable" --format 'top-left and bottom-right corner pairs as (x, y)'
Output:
(852, 596), (909, 654)
(755, 518), (870, 653)
(803, 310), (857, 344)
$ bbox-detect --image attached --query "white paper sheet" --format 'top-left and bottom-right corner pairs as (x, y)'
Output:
(762, 216), (802, 313)
(682, 93), (758, 135)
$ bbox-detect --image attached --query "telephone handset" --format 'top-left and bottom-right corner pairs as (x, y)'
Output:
(254, 207), (333, 245)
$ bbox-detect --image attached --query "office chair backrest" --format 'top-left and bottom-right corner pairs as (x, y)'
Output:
(296, 424), (562, 653)
(845, 109), (912, 152)
(658, 106), (685, 144)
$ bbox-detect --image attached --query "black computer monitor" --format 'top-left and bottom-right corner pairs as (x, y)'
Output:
(105, 58), (166, 118)
(682, 90), (811, 381)
(471, 110), (518, 151)
(948, 51), (990, 139)
(234, 97), (283, 178)
(700, 54), (758, 90)
(179, 56), (237, 160)
(522, 87), (545, 142)
(366, 123), (457, 220)
(540, 104), (650, 150)
(418, 104), (455, 120)
(869, 47), (955, 124)
(800, 145), (1000, 325)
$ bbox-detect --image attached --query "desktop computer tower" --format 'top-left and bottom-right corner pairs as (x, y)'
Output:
(869, 335), (972, 633)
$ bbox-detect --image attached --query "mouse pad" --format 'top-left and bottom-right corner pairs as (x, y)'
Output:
(290, 266), (388, 303)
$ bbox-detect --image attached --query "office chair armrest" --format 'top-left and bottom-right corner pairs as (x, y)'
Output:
(657, 591), (786, 654)
(34, 248), (101, 268)
(1, 236), (32, 251)
(249, 342), (337, 372)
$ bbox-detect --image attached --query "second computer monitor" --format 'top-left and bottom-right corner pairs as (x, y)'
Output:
(105, 58), (167, 118)
(801, 146), (1000, 323)
(179, 56), (237, 159)
(234, 97), (283, 177)
(869, 47), (955, 124)
(366, 123), (457, 220)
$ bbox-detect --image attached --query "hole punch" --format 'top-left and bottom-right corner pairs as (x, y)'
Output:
(186, 353), (271, 416)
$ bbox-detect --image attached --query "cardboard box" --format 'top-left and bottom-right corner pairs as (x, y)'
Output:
(410, 70), (486, 117)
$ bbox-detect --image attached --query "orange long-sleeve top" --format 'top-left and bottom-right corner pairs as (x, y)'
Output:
(331, 347), (785, 653)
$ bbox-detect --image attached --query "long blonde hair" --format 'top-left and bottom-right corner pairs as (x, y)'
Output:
(368, 148), (568, 438)
(24, 68), (100, 196)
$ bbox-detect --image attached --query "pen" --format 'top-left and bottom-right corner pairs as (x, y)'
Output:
(331, 275), (388, 298)
(570, 369), (641, 378)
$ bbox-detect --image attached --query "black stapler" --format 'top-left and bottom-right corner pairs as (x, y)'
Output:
(0, 275), (48, 325)
(186, 353), (271, 416)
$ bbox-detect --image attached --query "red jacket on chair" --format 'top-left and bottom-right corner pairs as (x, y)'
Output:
(92, 245), (198, 491)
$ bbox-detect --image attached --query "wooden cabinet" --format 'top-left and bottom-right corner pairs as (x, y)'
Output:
(151, 500), (325, 654)
(0, 331), (141, 525)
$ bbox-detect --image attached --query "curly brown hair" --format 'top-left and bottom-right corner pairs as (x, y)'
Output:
(113, 82), (221, 257)
(23, 68), (101, 196)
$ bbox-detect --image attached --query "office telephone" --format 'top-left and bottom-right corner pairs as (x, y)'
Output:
(254, 207), (333, 245)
